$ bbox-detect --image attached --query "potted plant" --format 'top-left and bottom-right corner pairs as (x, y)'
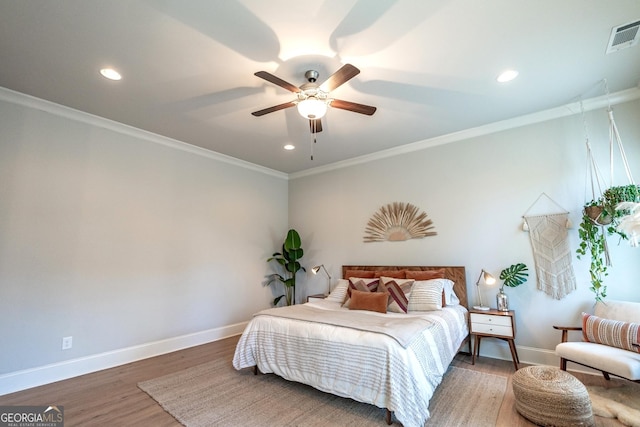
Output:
(577, 184), (639, 301)
(576, 208), (609, 302)
(496, 263), (528, 311)
(266, 229), (305, 306)
(603, 184), (640, 238)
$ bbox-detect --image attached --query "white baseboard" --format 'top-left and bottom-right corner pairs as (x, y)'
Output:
(474, 339), (606, 377)
(0, 322), (248, 396)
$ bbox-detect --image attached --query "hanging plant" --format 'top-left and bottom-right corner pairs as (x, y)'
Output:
(576, 204), (609, 302)
(603, 184), (640, 238)
(576, 185), (640, 302)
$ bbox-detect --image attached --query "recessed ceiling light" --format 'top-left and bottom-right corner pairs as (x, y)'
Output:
(497, 69), (518, 83)
(100, 68), (122, 81)
(284, 144), (295, 150)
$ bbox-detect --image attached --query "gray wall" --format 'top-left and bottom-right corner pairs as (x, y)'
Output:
(290, 98), (640, 365)
(2, 87), (638, 394)
(0, 90), (288, 391)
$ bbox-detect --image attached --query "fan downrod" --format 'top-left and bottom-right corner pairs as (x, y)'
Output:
(304, 70), (319, 83)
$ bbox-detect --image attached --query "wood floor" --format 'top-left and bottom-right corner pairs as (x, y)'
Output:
(0, 335), (627, 426)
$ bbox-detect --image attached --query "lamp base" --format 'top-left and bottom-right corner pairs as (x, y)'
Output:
(472, 305), (491, 311)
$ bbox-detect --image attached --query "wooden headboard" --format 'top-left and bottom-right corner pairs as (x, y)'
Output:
(342, 265), (468, 309)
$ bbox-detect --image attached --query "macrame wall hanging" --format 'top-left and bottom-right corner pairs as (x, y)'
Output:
(363, 202), (437, 242)
(522, 193), (577, 300)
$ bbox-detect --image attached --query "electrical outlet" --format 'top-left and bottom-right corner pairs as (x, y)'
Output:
(62, 336), (73, 350)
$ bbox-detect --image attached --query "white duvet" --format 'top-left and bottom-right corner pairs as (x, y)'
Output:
(233, 300), (469, 427)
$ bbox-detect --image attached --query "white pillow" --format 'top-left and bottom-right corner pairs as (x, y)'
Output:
(442, 279), (460, 305)
(407, 279), (445, 312)
(326, 279), (349, 303)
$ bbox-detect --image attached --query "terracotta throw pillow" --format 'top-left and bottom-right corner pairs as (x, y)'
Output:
(344, 269), (376, 279)
(343, 278), (380, 307)
(349, 289), (388, 313)
(582, 312), (640, 353)
(404, 269), (445, 280)
(373, 270), (406, 279)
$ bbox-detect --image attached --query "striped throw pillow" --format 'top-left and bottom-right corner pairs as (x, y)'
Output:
(582, 312), (640, 353)
(407, 279), (445, 312)
(379, 277), (414, 313)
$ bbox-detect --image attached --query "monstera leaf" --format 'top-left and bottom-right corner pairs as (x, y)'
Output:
(499, 263), (529, 288)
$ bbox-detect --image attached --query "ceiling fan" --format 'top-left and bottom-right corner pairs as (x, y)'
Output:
(251, 64), (376, 134)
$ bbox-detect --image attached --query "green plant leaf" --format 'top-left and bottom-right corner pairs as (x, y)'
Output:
(499, 263), (529, 288)
(284, 229), (301, 251)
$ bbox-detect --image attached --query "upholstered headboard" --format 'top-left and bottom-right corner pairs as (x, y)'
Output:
(341, 265), (468, 309)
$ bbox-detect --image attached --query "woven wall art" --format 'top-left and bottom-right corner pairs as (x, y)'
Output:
(363, 202), (437, 242)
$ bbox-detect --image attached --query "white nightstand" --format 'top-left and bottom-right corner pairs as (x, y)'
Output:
(469, 308), (519, 370)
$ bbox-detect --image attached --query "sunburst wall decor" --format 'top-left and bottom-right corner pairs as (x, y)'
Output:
(363, 202), (437, 242)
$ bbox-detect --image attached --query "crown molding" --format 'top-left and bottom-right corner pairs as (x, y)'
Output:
(0, 87), (288, 180)
(290, 86), (640, 179)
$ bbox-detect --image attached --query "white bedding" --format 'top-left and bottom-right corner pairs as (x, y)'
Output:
(232, 300), (469, 427)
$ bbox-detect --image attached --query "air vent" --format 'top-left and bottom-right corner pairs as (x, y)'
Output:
(606, 19), (640, 54)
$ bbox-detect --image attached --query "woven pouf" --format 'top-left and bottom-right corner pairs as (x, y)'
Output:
(512, 366), (594, 427)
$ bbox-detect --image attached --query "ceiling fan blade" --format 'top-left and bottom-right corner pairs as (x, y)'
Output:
(309, 119), (323, 133)
(251, 101), (296, 117)
(330, 99), (377, 116)
(319, 64), (360, 92)
(254, 71), (301, 93)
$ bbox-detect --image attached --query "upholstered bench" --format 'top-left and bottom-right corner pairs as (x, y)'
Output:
(512, 366), (594, 427)
(554, 300), (640, 382)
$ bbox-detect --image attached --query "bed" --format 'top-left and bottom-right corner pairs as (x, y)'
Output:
(232, 265), (469, 427)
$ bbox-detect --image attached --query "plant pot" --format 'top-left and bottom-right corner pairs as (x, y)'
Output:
(584, 205), (612, 225)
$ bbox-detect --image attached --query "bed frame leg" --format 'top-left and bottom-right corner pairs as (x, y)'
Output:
(386, 409), (392, 425)
(253, 365), (258, 375)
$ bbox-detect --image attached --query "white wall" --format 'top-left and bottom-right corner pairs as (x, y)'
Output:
(290, 98), (640, 365)
(0, 89), (288, 393)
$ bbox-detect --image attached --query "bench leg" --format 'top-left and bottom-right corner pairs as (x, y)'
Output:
(386, 409), (392, 425)
(560, 358), (567, 371)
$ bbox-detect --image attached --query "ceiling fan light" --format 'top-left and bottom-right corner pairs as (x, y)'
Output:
(497, 69), (518, 83)
(297, 97), (327, 119)
(100, 68), (122, 81)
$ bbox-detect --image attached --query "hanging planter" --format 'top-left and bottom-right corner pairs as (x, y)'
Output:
(577, 88), (638, 302)
(583, 204), (612, 225)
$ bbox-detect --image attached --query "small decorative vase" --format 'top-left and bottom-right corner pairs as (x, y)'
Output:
(496, 289), (509, 311)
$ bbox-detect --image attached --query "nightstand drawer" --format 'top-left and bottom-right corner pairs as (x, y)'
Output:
(470, 322), (513, 338)
(470, 313), (512, 327)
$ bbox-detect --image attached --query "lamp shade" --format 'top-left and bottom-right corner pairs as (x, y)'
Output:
(297, 97), (327, 119)
(473, 269), (495, 311)
(312, 264), (331, 294)
(479, 271), (496, 286)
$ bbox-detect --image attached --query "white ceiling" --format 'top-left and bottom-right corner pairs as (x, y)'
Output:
(1, 0), (639, 174)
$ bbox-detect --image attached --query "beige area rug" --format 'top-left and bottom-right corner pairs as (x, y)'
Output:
(587, 383), (640, 427)
(138, 361), (506, 427)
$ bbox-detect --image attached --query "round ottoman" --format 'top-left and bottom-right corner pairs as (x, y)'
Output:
(512, 366), (594, 427)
